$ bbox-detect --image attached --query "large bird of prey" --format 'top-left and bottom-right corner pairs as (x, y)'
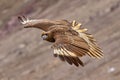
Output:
(18, 16), (103, 67)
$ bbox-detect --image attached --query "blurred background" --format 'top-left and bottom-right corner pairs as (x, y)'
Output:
(0, 0), (120, 80)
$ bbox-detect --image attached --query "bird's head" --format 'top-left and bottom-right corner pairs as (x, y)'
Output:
(41, 32), (55, 42)
(41, 32), (49, 40)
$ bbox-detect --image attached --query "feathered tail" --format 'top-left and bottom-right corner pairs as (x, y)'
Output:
(71, 20), (103, 59)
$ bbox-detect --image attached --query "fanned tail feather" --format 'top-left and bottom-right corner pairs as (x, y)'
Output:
(71, 20), (103, 59)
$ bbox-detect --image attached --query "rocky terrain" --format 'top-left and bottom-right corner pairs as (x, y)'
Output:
(0, 0), (120, 80)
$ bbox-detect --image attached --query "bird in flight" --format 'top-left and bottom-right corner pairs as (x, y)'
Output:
(18, 16), (103, 67)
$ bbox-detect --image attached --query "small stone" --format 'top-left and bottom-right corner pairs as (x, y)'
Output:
(108, 67), (115, 73)
(19, 43), (26, 49)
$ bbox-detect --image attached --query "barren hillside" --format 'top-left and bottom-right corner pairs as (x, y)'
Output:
(0, 0), (120, 80)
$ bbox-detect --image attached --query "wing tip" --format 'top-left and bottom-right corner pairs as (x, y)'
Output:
(53, 47), (85, 67)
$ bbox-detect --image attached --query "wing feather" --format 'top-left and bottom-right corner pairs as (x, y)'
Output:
(60, 47), (73, 65)
(63, 45), (84, 66)
(71, 20), (103, 59)
(65, 44), (86, 57)
(18, 16), (70, 31)
(61, 46), (81, 67)
(57, 48), (65, 61)
(52, 41), (85, 67)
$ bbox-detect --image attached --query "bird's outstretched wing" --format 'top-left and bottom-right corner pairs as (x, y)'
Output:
(52, 34), (90, 67)
(18, 16), (70, 31)
(51, 21), (103, 66)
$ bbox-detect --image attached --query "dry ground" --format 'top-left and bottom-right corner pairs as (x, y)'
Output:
(0, 0), (120, 80)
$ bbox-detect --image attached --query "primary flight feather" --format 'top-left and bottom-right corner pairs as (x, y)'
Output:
(18, 16), (103, 67)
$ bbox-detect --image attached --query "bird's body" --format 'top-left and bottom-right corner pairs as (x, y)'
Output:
(18, 16), (103, 67)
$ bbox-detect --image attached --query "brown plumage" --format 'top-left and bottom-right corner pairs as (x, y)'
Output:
(18, 16), (103, 67)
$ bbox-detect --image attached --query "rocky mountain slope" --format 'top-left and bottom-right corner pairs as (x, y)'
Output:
(0, 0), (120, 80)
